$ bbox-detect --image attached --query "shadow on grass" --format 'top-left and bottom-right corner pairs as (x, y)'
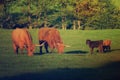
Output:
(65, 50), (88, 54)
(34, 52), (51, 55)
(1, 62), (120, 80)
(103, 49), (120, 53)
(111, 49), (120, 52)
(34, 48), (120, 55)
(34, 53), (44, 55)
(34, 50), (88, 55)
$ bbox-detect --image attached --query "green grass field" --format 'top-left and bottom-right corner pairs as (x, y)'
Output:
(0, 29), (120, 80)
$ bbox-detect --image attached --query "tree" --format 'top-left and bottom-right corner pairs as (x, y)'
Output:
(74, 0), (103, 29)
(1, 0), (17, 28)
(89, 0), (119, 29)
(0, 0), (119, 29)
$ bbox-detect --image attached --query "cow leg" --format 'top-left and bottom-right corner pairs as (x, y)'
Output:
(39, 46), (43, 54)
(13, 44), (18, 54)
(107, 46), (111, 52)
(50, 48), (55, 53)
(19, 46), (24, 54)
(103, 46), (108, 53)
(108, 46), (111, 52)
(103, 46), (105, 52)
(99, 46), (103, 53)
(90, 48), (93, 54)
(44, 41), (49, 53)
(39, 40), (45, 54)
(16, 47), (19, 54)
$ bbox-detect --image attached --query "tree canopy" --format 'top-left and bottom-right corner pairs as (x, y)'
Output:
(0, 0), (120, 29)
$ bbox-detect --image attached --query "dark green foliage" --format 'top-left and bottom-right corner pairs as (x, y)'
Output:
(0, 0), (119, 29)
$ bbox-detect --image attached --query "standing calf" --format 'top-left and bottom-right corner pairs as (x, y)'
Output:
(86, 39), (103, 54)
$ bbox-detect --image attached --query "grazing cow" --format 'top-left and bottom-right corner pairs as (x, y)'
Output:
(103, 39), (111, 52)
(12, 28), (42, 56)
(38, 27), (69, 54)
(86, 39), (103, 54)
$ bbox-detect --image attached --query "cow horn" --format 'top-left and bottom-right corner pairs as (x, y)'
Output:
(35, 42), (45, 47)
(35, 44), (42, 47)
(57, 43), (71, 47)
(64, 45), (71, 47)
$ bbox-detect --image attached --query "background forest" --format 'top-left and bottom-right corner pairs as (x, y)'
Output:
(0, 0), (120, 29)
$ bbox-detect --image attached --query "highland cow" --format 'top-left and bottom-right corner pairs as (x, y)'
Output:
(12, 28), (42, 56)
(38, 27), (69, 54)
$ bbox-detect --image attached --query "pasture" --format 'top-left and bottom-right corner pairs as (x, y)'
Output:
(0, 29), (120, 80)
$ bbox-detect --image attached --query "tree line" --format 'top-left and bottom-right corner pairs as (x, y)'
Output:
(0, 0), (120, 29)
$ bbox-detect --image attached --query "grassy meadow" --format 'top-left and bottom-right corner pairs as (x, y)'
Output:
(0, 29), (120, 80)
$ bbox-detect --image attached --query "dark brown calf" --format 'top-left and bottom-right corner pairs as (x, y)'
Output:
(86, 39), (103, 54)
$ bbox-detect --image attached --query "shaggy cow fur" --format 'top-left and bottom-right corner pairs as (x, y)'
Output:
(38, 27), (65, 54)
(12, 28), (35, 56)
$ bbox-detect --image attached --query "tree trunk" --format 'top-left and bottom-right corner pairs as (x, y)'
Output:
(77, 20), (81, 30)
(73, 20), (76, 30)
(28, 0), (32, 29)
(62, 16), (66, 30)
(44, 17), (47, 27)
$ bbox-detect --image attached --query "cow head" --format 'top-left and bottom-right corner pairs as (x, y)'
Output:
(57, 43), (65, 54)
(57, 43), (70, 54)
(27, 44), (35, 56)
(86, 39), (91, 45)
(26, 43), (44, 56)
